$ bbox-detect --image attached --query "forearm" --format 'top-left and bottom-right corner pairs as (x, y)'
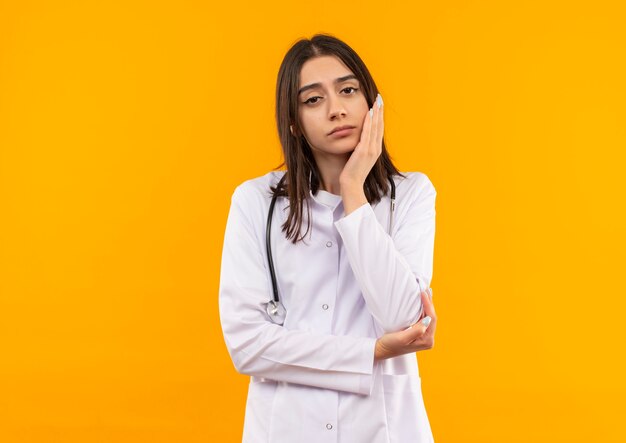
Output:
(335, 178), (435, 333)
(337, 215), (425, 332)
(221, 308), (378, 394)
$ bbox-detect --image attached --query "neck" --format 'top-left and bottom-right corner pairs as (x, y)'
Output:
(312, 152), (350, 195)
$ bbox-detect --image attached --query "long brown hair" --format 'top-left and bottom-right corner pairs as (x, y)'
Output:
(272, 33), (405, 244)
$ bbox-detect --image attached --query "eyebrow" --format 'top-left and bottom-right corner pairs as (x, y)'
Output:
(298, 74), (359, 96)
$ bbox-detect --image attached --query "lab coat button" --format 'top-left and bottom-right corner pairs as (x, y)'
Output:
(326, 423), (333, 430)
(322, 304), (329, 310)
(326, 241), (333, 247)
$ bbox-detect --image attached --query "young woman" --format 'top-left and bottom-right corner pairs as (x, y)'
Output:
(219, 34), (438, 442)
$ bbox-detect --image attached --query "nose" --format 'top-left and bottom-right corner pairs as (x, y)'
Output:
(327, 94), (347, 120)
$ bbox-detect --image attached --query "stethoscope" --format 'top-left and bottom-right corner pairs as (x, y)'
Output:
(263, 173), (396, 325)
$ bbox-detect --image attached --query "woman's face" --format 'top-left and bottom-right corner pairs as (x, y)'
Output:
(296, 55), (369, 159)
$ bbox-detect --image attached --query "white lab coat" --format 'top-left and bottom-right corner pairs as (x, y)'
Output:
(218, 170), (436, 443)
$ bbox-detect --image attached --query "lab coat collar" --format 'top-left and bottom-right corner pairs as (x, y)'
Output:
(310, 188), (342, 211)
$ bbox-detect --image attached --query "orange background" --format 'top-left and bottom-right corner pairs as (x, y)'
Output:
(1, 1), (625, 442)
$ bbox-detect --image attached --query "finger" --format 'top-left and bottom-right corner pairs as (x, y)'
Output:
(402, 320), (429, 344)
(421, 315), (436, 345)
(406, 306), (432, 332)
(408, 327), (435, 351)
(369, 98), (379, 155)
(421, 292), (437, 333)
(420, 306), (437, 338)
(358, 105), (373, 151)
(419, 292), (437, 330)
(421, 289), (436, 316)
(405, 314), (433, 344)
(376, 94), (384, 153)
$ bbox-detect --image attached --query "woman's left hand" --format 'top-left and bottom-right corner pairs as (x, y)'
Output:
(374, 288), (437, 361)
(339, 93), (384, 188)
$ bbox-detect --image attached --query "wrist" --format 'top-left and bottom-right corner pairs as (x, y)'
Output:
(341, 183), (367, 215)
(339, 177), (362, 192)
(374, 339), (386, 361)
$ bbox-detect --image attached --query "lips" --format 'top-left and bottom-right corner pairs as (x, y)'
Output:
(329, 125), (356, 135)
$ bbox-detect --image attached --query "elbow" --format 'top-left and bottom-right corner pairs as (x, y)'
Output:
(379, 322), (406, 334)
(234, 362), (252, 376)
(377, 312), (421, 333)
(228, 334), (272, 378)
(378, 318), (419, 334)
(377, 294), (425, 333)
(220, 313), (267, 377)
(221, 331), (258, 376)
(220, 315), (277, 378)
(229, 346), (259, 376)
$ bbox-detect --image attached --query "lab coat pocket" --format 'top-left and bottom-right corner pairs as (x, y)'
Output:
(382, 374), (434, 443)
(242, 377), (277, 443)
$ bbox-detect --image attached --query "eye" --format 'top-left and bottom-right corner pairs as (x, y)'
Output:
(302, 87), (359, 105)
(303, 96), (321, 105)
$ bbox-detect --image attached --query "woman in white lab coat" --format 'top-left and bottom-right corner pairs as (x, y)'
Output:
(219, 33), (438, 442)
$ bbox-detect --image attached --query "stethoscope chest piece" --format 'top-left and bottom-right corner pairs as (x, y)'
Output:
(263, 300), (286, 325)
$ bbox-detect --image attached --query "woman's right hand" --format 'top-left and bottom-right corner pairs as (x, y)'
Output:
(374, 288), (437, 361)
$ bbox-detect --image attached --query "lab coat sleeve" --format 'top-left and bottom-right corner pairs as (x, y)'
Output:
(218, 184), (378, 396)
(334, 173), (436, 333)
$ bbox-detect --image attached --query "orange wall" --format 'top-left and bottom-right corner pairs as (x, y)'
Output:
(1, 1), (625, 442)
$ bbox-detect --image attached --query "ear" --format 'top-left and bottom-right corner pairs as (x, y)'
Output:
(290, 124), (294, 135)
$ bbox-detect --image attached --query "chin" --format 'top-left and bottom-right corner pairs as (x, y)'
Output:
(312, 144), (355, 157)
(330, 146), (357, 156)
(310, 135), (359, 155)
(336, 140), (358, 152)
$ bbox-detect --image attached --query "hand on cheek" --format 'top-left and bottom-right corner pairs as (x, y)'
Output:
(339, 93), (384, 188)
